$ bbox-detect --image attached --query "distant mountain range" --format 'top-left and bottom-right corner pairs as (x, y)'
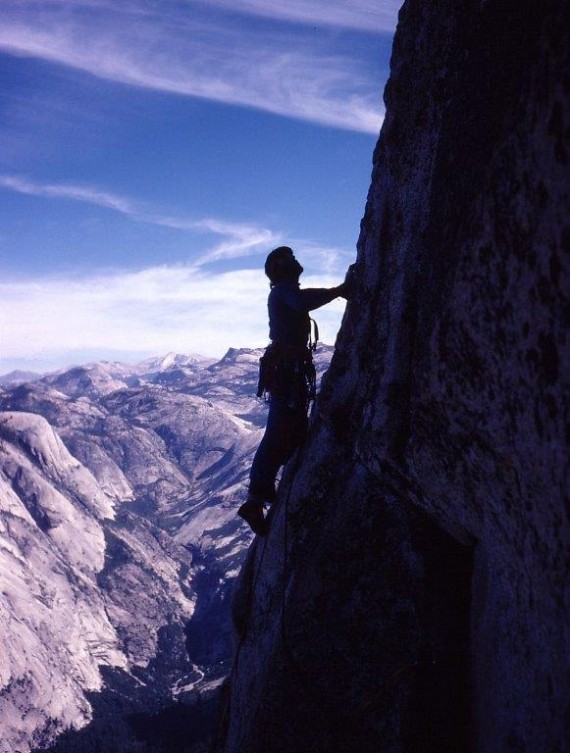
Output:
(0, 347), (333, 753)
(0, 369), (44, 387)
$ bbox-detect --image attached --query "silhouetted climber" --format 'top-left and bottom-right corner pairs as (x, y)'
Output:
(238, 246), (354, 535)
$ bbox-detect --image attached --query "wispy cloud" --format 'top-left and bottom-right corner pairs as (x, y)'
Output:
(0, 176), (362, 281)
(192, 219), (282, 265)
(192, 0), (400, 33)
(0, 174), (138, 214)
(0, 173), (282, 262)
(12, 0), (400, 33)
(0, 266), (266, 363)
(0, 0), (390, 133)
(0, 260), (348, 369)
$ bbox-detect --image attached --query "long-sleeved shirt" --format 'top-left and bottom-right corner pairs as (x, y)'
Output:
(268, 280), (340, 349)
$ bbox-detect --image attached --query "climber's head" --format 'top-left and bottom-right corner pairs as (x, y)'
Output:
(264, 246), (303, 286)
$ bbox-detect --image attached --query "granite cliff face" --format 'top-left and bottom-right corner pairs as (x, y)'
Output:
(220, 2), (569, 752)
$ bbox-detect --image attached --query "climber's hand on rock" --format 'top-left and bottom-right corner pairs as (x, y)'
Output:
(338, 264), (358, 299)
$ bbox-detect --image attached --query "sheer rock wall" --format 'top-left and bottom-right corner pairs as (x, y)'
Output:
(219, 1), (569, 751)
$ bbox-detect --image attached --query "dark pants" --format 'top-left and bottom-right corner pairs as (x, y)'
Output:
(249, 364), (309, 498)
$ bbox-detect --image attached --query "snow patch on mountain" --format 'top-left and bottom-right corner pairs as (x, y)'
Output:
(137, 351), (213, 374)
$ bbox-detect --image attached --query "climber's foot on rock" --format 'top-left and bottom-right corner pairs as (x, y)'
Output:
(238, 499), (269, 536)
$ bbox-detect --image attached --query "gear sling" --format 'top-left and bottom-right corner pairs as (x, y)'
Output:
(256, 318), (318, 409)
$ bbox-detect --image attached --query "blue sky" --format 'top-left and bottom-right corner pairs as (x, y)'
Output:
(0, 0), (400, 373)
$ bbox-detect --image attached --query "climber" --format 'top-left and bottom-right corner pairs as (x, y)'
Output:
(238, 246), (355, 536)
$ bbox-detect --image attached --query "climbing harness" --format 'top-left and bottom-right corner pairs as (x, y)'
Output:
(256, 313), (319, 402)
(256, 341), (317, 408)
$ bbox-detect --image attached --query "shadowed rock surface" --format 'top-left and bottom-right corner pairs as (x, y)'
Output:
(218, 2), (569, 752)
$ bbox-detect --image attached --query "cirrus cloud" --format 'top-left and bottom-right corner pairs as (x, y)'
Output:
(0, 0), (392, 133)
(0, 261), (349, 371)
(0, 173), (283, 263)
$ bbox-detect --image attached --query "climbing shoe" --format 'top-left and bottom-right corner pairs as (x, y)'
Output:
(238, 499), (269, 536)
